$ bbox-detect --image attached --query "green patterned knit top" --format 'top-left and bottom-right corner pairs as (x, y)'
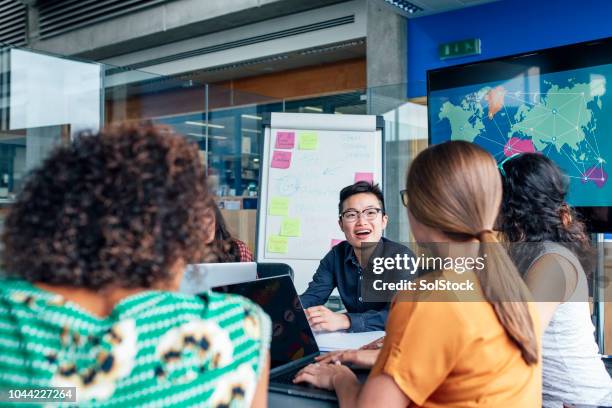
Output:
(0, 278), (271, 407)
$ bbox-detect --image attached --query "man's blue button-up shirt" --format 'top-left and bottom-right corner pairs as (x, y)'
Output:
(300, 237), (414, 332)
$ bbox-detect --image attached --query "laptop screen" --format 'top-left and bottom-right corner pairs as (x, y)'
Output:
(212, 275), (319, 369)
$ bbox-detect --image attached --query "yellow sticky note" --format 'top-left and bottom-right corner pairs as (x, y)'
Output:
(280, 218), (301, 237)
(298, 131), (318, 150)
(268, 235), (289, 253)
(269, 197), (289, 216)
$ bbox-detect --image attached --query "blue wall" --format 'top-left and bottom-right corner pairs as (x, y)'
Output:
(408, 0), (612, 97)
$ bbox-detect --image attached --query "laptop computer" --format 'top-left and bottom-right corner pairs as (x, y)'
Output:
(180, 262), (257, 295)
(212, 275), (338, 401)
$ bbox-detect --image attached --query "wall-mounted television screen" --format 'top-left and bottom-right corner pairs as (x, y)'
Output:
(428, 37), (612, 232)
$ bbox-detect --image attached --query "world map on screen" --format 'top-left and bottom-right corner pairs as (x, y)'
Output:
(429, 66), (612, 206)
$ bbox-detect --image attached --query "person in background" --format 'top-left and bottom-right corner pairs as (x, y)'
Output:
(300, 181), (414, 333)
(295, 141), (542, 407)
(0, 124), (270, 407)
(207, 202), (254, 262)
(497, 152), (612, 408)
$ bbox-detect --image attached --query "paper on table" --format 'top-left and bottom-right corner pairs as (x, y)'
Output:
(314, 330), (385, 352)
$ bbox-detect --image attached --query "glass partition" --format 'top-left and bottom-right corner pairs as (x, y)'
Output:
(0, 48), (427, 246)
(370, 83), (428, 244)
(0, 46), (105, 229)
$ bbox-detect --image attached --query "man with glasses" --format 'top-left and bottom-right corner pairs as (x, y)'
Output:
(301, 181), (414, 333)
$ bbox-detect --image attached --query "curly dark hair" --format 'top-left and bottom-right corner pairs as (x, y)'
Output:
(1, 124), (215, 289)
(497, 153), (594, 276)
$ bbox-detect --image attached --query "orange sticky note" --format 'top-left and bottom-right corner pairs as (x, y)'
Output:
(271, 150), (292, 169)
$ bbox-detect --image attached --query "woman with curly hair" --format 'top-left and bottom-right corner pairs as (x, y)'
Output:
(0, 124), (270, 407)
(497, 152), (612, 408)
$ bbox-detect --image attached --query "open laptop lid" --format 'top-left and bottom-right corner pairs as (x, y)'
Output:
(180, 262), (257, 295)
(212, 275), (320, 373)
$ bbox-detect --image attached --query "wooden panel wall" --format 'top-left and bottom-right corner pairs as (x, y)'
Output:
(214, 58), (366, 100)
(105, 58), (366, 123)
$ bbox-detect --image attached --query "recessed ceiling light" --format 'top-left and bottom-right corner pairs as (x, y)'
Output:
(185, 121), (225, 129)
(188, 132), (227, 140)
(383, 0), (423, 15)
(241, 114), (262, 120)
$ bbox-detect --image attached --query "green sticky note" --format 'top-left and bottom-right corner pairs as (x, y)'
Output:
(298, 131), (318, 150)
(280, 217), (301, 237)
(268, 235), (289, 253)
(269, 197), (290, 216)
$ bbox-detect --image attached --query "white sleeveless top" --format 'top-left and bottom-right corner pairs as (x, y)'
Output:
(531, 243), (612, 408)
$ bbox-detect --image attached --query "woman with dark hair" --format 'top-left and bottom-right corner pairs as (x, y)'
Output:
(0, 124), (270, 407)
(294, 141), (541, 407)
(208, 203), (254, 262)
(498, 152), (612, 408)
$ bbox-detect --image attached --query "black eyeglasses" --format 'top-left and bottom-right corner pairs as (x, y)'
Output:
(400, 189), (408, 208)
(340, 208), (383, 222)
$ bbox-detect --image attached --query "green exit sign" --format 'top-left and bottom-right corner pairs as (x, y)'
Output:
(439, 38), (481, 60)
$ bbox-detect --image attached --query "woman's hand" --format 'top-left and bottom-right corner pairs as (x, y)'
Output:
(293, 362), (357, 391)
(305, 305), (350, 332)
(294, 361), (411, 408)
(315, 349), (380, 369)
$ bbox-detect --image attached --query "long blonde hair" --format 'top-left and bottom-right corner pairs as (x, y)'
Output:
(406, 141), (538, 365)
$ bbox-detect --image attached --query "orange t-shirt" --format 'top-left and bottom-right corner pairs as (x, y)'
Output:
(370, 274), (542, 408)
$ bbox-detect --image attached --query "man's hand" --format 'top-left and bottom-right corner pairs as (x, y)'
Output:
(305, 305), (350, 332)
(315, 349), (380, 369)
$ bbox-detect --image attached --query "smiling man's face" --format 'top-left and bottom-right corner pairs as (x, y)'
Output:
(338, 192), (388, 249)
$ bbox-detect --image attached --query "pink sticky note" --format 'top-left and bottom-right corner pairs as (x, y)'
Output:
(354, 172), (374, 184)
(331, 239), (344, 247)
(271, 150), (292, 169)
(275, 131), (295, 149)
